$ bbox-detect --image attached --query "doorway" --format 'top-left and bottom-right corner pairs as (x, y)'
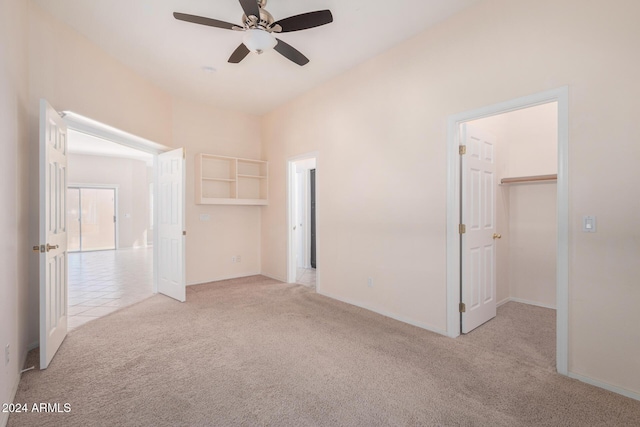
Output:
(65, 132), (154, 330)
(62, 115), (185, 328)
(288, 154), (319, 289)
(459, 102), (559, 335)
(38, 102), (186, 367)
(446, 87), (569, 375)
(67, 186), (117, 252)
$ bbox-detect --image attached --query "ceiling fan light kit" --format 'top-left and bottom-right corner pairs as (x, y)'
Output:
(243, 29), (276, 54)
(174, 0), (333, 66)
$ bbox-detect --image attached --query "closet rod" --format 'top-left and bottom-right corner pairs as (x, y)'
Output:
(500, 174), (557, 185)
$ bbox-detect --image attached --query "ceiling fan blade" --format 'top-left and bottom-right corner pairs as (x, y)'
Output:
(238, 0), (260, 18)
(274, 39), (309, 66)
(228, 44), (251, 64)
(173, 12), (238, 30)
(273, 10), (333, 33)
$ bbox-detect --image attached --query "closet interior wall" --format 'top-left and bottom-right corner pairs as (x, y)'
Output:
(467, 103), (558, 308)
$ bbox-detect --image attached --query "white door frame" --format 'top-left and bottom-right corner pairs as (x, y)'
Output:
(62, 111), (173, 294)
(287, 152), (319, 289)
(445, 87), (569, 375)
(67, 184), (119, 251)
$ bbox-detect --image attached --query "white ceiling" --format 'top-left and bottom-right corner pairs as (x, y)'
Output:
(33, 0), (480, 115)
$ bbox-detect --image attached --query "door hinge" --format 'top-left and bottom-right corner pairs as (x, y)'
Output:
(114, 215), (116, 223)
(459, 145), (467, 155)
(182, 230), (187, 236)
(459, 302), (466, 313)
(459, 224), (466, 234)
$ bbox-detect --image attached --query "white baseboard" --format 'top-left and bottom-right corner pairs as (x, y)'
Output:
(187, 272), (262, 287)
(496, 297), (511, 307)
(497, 300), (638, 401)
(568, 372), (640, 402)
(498, 297), (556, 310)
(317, 290), (448, 337)
(1, 344), (32, 427)
(259, 272), (287, 283)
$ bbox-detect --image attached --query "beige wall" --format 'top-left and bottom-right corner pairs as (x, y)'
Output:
(503, 104), (557, 308)
(3, 0), (637, 405)
(470, 103), (557, 308)
(507, 184), (556, 307)
(25, 4), (263, 345)
(67, 154), (151, 249)
(262, 0), (640, 395)
(26, 2), (174, 345)
(0, 0), (30, 423)
(172, 97), (263, 285)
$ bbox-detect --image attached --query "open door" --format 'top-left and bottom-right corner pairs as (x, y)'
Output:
(157, 148), (186, 302)
(461, 123), (498, 333)
(38, 99), (69, 369)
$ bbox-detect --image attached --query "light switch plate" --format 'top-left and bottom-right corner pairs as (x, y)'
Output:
(199, 214), (211, 221)
(583, 215), (597, 233)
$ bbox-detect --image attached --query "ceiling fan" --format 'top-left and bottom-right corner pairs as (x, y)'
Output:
(173, 0), (333, 66)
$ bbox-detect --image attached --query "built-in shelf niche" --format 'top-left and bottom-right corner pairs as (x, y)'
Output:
(195, 153), (268, 205)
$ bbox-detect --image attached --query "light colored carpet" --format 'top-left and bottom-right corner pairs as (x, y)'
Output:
(9, 276), (640, 426)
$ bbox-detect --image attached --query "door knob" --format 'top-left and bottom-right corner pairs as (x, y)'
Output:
(46, 244), (59, 252)
(492, 233), (502, 240)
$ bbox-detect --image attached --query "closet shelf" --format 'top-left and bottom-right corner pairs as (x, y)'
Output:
(500, 174), (557, 185)
(202, 177), (236, 182)
(237, 174), (267, 179)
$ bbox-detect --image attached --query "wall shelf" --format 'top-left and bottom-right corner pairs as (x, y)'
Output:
(195, 153), (268, 205)
(500, 174), (557, 185)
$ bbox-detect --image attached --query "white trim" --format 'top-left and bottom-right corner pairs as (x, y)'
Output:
(568, 372), (640, 402)
(496, 297), (511, 308)
(1, 342), (35, 427)
(497, 297), (557, 310)
(2, 373), (20, 427)
(153, 154), (159, 294)
(286, 152), (320, 292)
(446, 87), (569, 377)
(62, 111), (170, 154)
(260, 272), (288, 283)
(556, 89), (570, 376)
(186, 272), (262, 286)
(319, 290), (448, 337)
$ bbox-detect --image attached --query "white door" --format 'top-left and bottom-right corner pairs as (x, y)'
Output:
(158, 148), (186, 302)
(461, 123), (498, 333)
(38, 99), (68, 369)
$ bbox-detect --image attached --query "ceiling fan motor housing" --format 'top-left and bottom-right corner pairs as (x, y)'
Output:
(242, 7), (276, 31)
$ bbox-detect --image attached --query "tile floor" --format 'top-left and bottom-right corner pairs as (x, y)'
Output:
(296, 267), (316, 288)
(68, 247), (154, 330)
